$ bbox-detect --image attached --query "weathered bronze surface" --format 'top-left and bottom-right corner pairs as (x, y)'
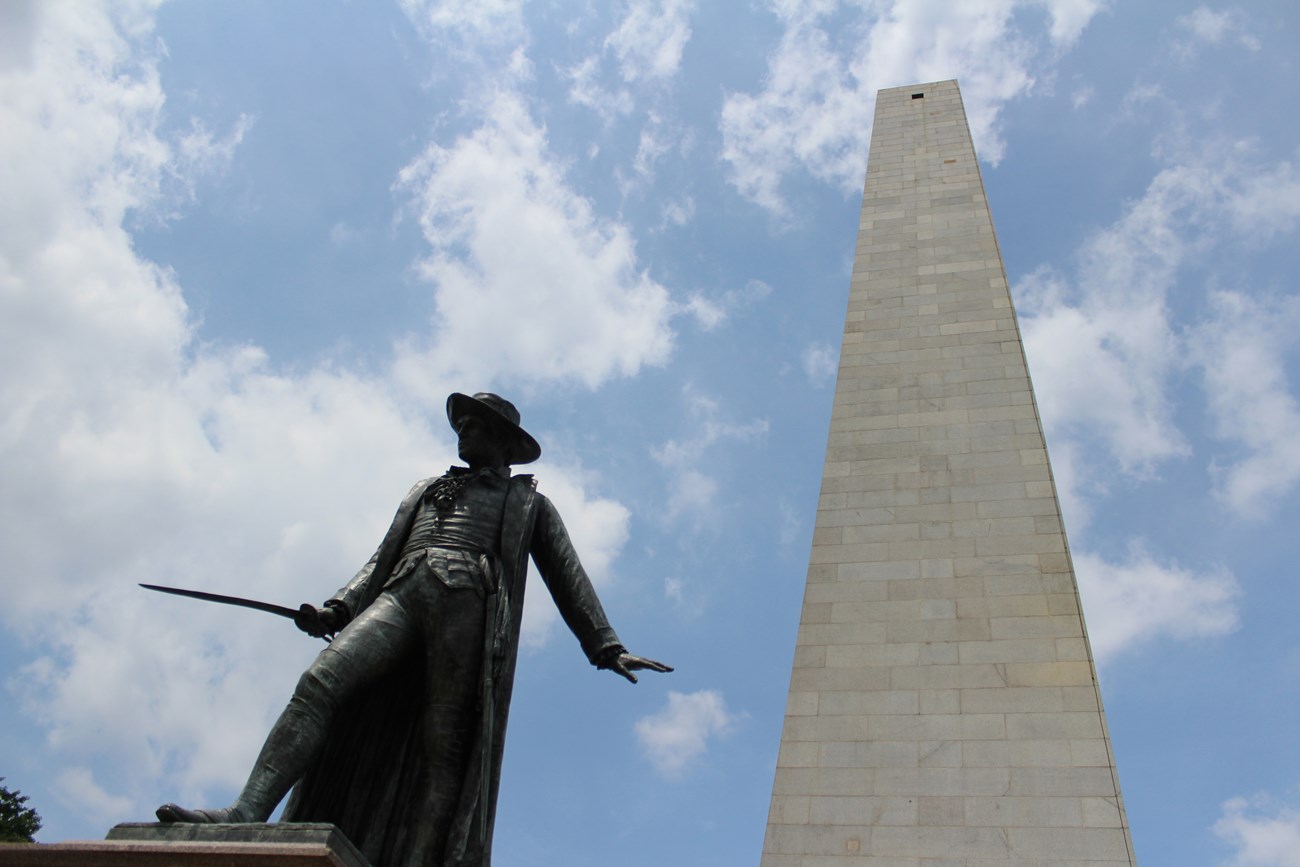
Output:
(138, 584), (322, 631)
(152, 393), (670, 866)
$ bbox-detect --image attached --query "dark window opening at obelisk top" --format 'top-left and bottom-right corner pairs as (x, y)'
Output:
(912, 92), (924, 99)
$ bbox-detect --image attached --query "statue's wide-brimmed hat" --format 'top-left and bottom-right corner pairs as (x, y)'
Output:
(446, 392), (541, 465)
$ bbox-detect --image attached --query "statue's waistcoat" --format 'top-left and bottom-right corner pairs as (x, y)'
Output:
(334, 471), (539, 621)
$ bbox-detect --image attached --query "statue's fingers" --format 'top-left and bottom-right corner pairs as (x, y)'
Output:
(626, 656), (673, 673)
(612, 659), (639, 683)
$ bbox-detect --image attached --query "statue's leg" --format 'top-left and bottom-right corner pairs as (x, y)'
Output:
(407, 577), (490, 862)
(157, 592), (419, 823)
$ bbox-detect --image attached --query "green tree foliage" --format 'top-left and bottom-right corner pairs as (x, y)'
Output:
(0, 778), (42, 843)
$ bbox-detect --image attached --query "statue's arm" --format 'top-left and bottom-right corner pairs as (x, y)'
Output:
(324, 550), (380, 624)
(530, 494), (672, 683)
(321, 478), (432, 627)
(530, 494), (622, 662)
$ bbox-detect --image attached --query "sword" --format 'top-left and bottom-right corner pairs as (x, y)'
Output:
(139, 583), (332, 640)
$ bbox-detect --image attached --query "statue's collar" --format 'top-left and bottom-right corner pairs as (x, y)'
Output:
(446, 465), (510, 479)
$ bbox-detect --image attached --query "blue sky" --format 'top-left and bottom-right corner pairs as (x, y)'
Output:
(2, 1), (1298, 864)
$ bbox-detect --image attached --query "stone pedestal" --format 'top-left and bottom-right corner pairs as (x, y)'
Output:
(0, 824), (370, 867)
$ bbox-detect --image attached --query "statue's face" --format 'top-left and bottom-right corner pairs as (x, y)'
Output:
(455, 414), (511, 468)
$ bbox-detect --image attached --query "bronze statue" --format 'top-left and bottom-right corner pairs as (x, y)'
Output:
(155, 392), (671, 866)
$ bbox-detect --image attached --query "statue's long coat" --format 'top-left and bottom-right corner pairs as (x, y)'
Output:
(282, 472), (621, 866)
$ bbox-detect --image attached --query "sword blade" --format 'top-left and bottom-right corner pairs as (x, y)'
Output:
(139, 584), (300, 620)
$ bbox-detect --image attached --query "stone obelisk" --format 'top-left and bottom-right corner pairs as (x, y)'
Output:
(761, 80), (1136, 865)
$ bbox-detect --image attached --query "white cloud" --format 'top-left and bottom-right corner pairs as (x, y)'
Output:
(1018, 265), (1186, 483)
(51, 767), (134, 824)
(652, 388), (767, 464)
(606, 0), (695, 84)
(629, 113), (672, 185)
(1175, 6), (1261, 55)
(398, 0), (527, 48)
(634, 689), (741, 778)
(651, 388), (767, 523)
(1193, 291), (1300, 517)
(676, 278), (772, 331)
(1, 3), (166, 253)
(617, 112), (688, 195)
(564, 54), (633, 121)
(328, 220), (359, 246)
(720, 0), (1103, 212)
(1223, 153), (1300, 238)
(1118, 81), (1165, 118)
(777, 500), (805, 548)
(1073, 545), (1239, 665)
(662, 575), (704, 617)
(1040, 0), (1107, 47)
(170, 114), (254, 204)
(801, 340), (838, 387)
(1215, 794), (1300, 867)
(1178, 6), (1233, 43)
(565, 0), (695, 120)
(663, 468), (718, 520)
(0, 1), (40, 73)
(1017, 142), (1300, 522)
(681, 295), (725, 329)
(394, 89), (676, 392)
(661, 195), (695, 227)
(398, 0), (535, 102)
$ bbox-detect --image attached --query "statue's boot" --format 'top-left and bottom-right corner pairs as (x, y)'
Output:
(155, 804), (248, 823)
(155, 694), (328, 824)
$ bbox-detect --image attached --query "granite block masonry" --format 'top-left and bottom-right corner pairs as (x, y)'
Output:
(760, 80), (1137, 865)
(0, 823), (369, 866)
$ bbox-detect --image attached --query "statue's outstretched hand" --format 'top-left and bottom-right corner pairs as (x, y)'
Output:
(605, 651), (673, 684)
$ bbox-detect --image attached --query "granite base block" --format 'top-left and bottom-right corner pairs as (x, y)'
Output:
(0, 823), (371, 867)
